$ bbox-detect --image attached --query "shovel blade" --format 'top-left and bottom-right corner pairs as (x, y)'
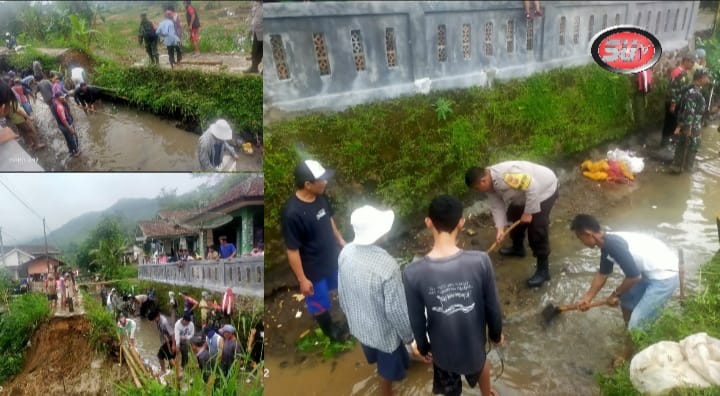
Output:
(541, 303), (560, 323)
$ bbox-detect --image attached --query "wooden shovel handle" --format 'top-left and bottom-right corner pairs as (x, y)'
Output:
(487, 220), (524, 253)
(558, 300), (609, 312)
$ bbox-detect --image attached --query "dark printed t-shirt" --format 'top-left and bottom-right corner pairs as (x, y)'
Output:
(402, 250), (503, 375)
(599, 233), (641, 278)
(281, 194), (339, 282)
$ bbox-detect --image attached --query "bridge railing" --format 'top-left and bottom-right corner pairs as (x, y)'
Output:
(138, 256), (263, 297)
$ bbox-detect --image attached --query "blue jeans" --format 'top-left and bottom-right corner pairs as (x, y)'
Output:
(58, 123), (79, 154)
(21, 102), (32, 116)
(621, 275), (679, 330)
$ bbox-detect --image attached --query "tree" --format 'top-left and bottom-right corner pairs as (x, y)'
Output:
(76, 216), (128, 280)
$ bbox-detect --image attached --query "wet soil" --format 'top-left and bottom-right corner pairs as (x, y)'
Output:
(1, 315), (129, 396)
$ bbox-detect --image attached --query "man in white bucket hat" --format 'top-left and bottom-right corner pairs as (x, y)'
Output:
(197, 119), (238, 170)
(338, 205), (414, 396)
(282, 159), (348, 341)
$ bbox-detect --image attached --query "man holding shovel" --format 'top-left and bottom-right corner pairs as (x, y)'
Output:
(465, 161), (559, 287)
(570, 214), (679, 331)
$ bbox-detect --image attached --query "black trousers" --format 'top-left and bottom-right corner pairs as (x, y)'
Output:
(506, 188), (559, 258)
(662, 101), (677, 145)
(167, 45), (181, 66)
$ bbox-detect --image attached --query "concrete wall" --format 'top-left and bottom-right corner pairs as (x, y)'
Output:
(138, 256), (263, 298)
(263, 1), (700, 114)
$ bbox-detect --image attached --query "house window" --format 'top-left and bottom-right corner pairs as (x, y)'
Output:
(313, 32), (331, 75)
(438, 24), (447, 62)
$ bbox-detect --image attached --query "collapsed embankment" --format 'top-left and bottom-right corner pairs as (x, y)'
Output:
(2, 315), (128, 396)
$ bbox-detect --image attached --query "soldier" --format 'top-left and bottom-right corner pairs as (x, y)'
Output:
(671, 68), (711, 173)
(662, 56), (695, 148)
(465, 161), (559, 288)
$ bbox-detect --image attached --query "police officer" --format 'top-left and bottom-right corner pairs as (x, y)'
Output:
(465, 161), (559, 287)
(672, 68), (711, 173)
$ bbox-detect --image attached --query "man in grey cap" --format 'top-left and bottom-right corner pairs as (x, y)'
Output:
(218, 324), (239, 375)
(692, 48), (707, 74)
(282, 159), (349, 341)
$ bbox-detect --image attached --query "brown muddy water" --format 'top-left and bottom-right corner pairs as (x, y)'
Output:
(19, 98), (261, 171)
(264, 124), (720, 396)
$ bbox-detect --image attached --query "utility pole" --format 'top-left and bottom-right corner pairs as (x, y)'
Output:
(0, 227), (5, 268)
(43, 218), (50, 275)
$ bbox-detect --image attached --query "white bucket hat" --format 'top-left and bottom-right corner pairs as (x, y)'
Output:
(207, 119), (233, 140)
(351, 205), (394, 245)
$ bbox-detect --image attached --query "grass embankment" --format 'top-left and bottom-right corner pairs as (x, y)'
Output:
(81, 289), (119, 356)
(264, 65), (666, 271)
(598, 252), (720, 395)
(94, 60), (262, 134)
(0, 293), (51, 384)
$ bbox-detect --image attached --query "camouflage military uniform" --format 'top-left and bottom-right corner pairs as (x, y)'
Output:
(672, 84), (706, 172)
(662, 69), (693, 147)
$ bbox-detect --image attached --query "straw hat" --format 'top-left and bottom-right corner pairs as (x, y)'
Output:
(206, 119), (233, 140)
(350, 205), (394, 245)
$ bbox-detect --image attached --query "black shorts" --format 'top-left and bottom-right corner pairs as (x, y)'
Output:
(47, 294), (57, 301)
(432, 363), (480, 396)
(158, 343), (176, 361)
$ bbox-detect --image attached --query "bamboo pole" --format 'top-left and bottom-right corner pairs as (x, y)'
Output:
(129, 347), (149, 376)
(122, 346), (142, 388)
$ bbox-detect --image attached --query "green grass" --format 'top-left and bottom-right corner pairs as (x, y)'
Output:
(597, 252), (720, 395)
(0, 293), (52, 384)
(82, 289), (117, 355)
(264, 64), (666, 271)
(297, 328), (356, 359)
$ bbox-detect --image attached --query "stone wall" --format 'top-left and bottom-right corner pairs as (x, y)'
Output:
(138, 256), (263, 297)
(264, 1), (700, 114)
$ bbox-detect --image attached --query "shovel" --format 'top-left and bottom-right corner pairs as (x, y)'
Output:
(487, 219), (523, 254)
(542, 300), (610, 324)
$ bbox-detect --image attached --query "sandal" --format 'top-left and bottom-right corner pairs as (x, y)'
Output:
(535, 9), (543, 17)
(489, 390), (500, 396)
(525, 12), (532, 20)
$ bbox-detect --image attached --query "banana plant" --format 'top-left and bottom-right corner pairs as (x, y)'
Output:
(68, 13), (99, 54)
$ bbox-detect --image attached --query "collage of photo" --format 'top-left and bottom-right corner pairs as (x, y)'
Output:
(3, 1), (720, 396)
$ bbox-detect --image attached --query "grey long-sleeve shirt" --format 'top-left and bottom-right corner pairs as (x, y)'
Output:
(403, 250), (502, 375)
(487, 161), (558, 228)
(338, 243), (414, 353)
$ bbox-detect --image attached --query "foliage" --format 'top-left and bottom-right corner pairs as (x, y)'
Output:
(264, 64), (664, 271)
(597, 252), (720, 395)
(93, 59), (262, 135)
(68, 14), (100, 54)
(297, 327), (356, 359)
(75, 216), (129, 278)
(434, 97), (453, 121)
(3, 47), (60, 74)
(81, 290), (117, 355)
(114, 359), (264, 396)
(0, 293), (51, 384)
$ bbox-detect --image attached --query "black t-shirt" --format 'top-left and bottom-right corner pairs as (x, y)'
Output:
(281, 193), (339, 282)
(599, 233), (641, 277)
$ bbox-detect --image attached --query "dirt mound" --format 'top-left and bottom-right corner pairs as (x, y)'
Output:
(2, 316), (129, 396)
(57, 49), (95, 73)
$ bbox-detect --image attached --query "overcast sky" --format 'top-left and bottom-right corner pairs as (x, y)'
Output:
(0, 173), (226, 244)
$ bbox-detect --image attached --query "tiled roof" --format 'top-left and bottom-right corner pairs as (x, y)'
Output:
(207, 175), (264, 212)
(157, 209), (203, 223)
(138, 221), (194, 238)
